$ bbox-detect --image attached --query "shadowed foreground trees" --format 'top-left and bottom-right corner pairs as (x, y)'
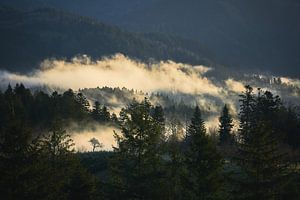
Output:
(0, 118), (97, 200)
(0, 84), (299, 199)
(233, 86), (291, 200)
(184, 106), (223, 200)
(218, 104), (234, 146)
(110, 98), (165, 199)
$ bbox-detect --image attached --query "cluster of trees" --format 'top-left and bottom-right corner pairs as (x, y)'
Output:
(0, 84), (118, 131)
(1, 84), (300, 199)
(0, 115), (97, 199)
(108, 90), (299, 199)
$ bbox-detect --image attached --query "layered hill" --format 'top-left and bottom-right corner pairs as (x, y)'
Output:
(2, 0), (299, 76)
(0, 6), (213, 72)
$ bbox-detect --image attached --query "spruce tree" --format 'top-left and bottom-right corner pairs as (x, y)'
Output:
(164, 118), (186, 200)
(152, 105), (165, 125)
(238, 85), (256, 143)
(110, 98), (165, 199)
(184, 106), (223, 200)
(218, 104), (234, 146)
(234, 86), (289, 200)
(99, 106), (111, 122)
(92, 101), (101, 121)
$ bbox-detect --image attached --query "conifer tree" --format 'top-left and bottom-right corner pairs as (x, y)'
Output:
(110, 98), (165, 199)
(234, 86), (289, 200)
(238, 85), (256, 143)
(99, 106), (111, 122)
(184, 106), (223, 200)
(92, 101), (101, 121)
(152, 105), (165, 125)
(218, 104), (234, 146)
(164, 118), (186, 200)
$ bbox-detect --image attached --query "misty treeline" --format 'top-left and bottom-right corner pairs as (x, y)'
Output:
(0, 84), (300, 199)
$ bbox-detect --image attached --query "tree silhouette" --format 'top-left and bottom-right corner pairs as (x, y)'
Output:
(184, 106), (223, 199)
(218, 104), (234, 146)
(89, 137), (103, 152)
(234, 86), (289, 200)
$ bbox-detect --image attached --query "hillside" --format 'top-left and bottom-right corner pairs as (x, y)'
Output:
(2, 0), (300, 76)
(0, 6), (213, 72)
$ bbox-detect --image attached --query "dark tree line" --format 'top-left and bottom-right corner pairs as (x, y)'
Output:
(0, 84), (299, 199)
(0, 84), (117, 131)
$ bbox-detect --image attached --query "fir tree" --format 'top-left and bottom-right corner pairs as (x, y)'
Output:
(152, 105), (165, 125)
(184, 106), (223, 200)
(238, 85), (256, 143)
(110, 98), (165, 199)
(234, 86), (289, 200)
(92, 101), (101, 121)
(99, 106), (111, 122)
(164, 118), (186, 200)
(218, 104), (234, 146)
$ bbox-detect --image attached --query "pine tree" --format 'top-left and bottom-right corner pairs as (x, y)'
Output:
(218, 104), (234, 146)
(99, 106), (110, 122)
(238, 85), (256, 143)
(164, 118), (186, 200)
(234, 86), (289, 200)
(92, 101), (101, 121)
(34, 121), (97, 200)
(184, 106), (223, 200)
(152, 105), (165, 125)
(110, 98), (165, 199)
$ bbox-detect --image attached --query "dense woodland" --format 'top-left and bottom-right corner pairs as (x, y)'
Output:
(2, 0), (300, 76)
(0, 84), (299, 199)
(0, 6), (212, 72)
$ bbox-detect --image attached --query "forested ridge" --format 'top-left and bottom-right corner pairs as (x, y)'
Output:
(0, 6), (213, 72)
(0, 84), (299, 199)
(2, 0), (300, 76)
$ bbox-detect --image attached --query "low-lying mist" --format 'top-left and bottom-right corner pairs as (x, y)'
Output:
(1, 54), (300, 151)
(0, 54), (219, 95)
(67, 123), (120, 152)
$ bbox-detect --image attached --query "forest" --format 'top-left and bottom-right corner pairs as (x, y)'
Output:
(0, 83), (299, 199)
(0, 6), (212, 73)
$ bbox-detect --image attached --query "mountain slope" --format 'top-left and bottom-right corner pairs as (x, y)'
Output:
(120, 0), (300, 76)
(2, 0), (299, 76)
(0, 6), (213, 72)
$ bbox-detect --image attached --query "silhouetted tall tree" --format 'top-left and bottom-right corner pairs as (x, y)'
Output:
(110, 98), (165, 199)
(218, 104), (234, 146)
(234, 86), (289, 200)
(184, 106), (223, 199)
(99, 106), (110, 122)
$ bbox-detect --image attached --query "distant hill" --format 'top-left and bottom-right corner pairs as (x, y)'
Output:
(121, 0), (300, 76)
(2, 0), (299, 77)
(0, 6), (213, 72)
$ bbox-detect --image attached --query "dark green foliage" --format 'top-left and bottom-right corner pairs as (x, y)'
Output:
(218, 104), (234, 146)
(279, 106), (300, 150)
(0, 84), (115, 131)
(0, 6), (213, 72)
(92, 101), (101, 121)
(110, 98), (165, 199)
(92, 101), (111, 123)
(99, 106), (111, 122)
(151, 105), (165, 125)
(110, 113), (119, 124)
(234, 86), (290, 200)
(164, 119), (187, 200)
(0, 84), (299, 199)
(184, 106), (223, 199)
(0, 119), (97, 200)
